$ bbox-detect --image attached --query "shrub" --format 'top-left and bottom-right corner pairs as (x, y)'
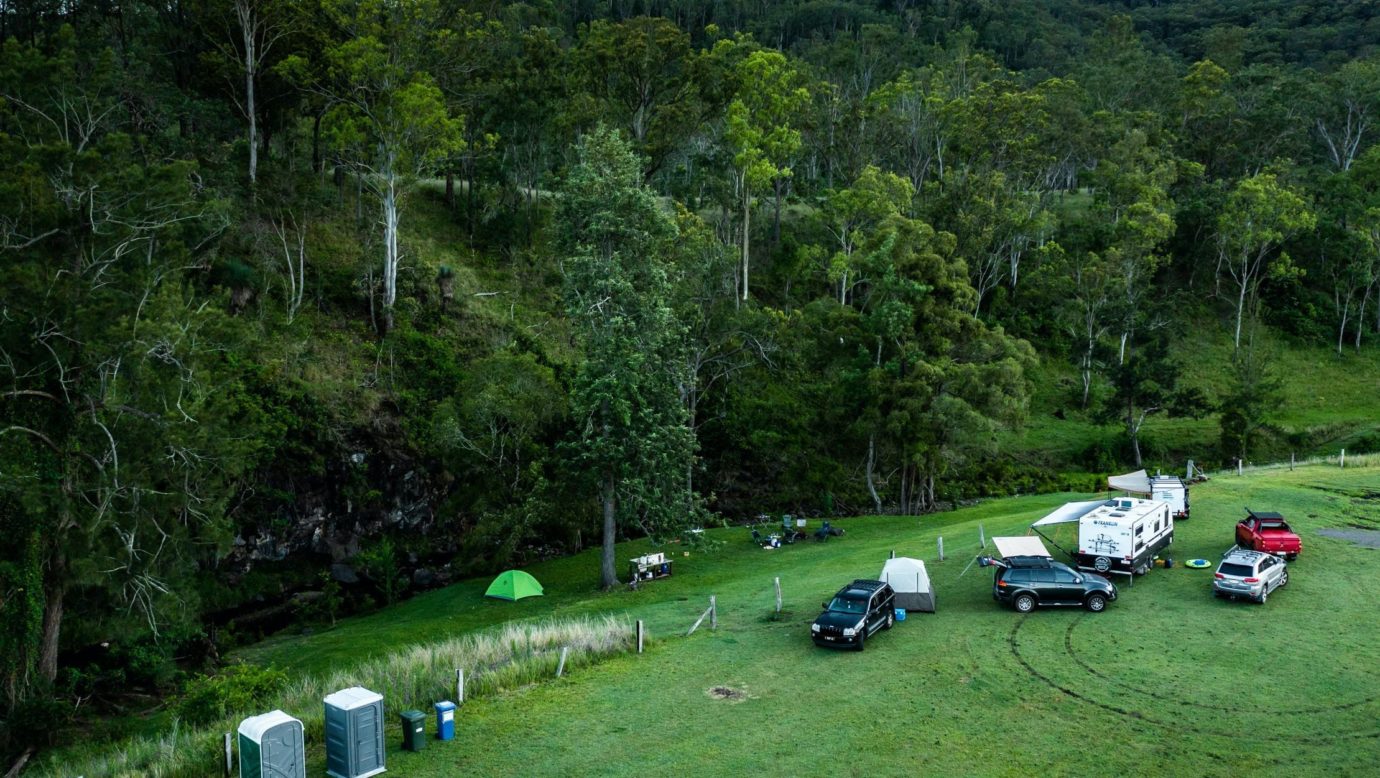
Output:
(174, 664), (288, 727)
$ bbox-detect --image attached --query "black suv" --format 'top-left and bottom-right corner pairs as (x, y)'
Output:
(811, 579), (896, 650)
(992, 556), (1117, 613)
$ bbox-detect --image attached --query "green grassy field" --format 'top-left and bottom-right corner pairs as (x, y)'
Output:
(213, 461), (1380, 778)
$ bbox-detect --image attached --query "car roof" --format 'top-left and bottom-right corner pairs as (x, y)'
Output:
(1221, 548), (1271, 564)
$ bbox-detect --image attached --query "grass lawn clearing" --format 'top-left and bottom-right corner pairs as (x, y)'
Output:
(42, 463), (1380, 777)
(249, 464), (1380, 778)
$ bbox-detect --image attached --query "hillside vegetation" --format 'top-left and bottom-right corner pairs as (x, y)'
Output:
(4, 0), (1380, 764)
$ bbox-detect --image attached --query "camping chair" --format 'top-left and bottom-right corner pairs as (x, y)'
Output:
(780, 515), (805, 543)
(814, 520), (832, 542)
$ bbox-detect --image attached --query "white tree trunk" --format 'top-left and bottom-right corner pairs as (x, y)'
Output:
(741, 183), (750, 302)
(1234, 273), (1249, 350)
(865, 432), (882, 514)
(381, 165), (400, 331)
(1338, 297), (1350, 357)
(236, 0), (259, 185)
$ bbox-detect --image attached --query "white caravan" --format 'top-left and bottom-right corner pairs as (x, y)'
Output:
(1032, 497), (1173, 578)
(1108, 470), (1190, 520)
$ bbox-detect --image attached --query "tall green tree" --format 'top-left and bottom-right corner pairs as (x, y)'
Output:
(724, 49), (809, 302)
(1215, 172), (1315, 351)
(0, 33), (254, 701)
(557, 126), (697, 589)
(1098, 334), (1207, 467)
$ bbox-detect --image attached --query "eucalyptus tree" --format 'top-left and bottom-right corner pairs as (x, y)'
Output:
(294, 0), (464, 334)
(724, 49), (810, 302)
(1215, 172), (1315, 351)
(557, 127), (697, 589)
(1312, 57), (1380, 172)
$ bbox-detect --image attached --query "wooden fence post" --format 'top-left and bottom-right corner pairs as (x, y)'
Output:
(979, 524), (986, 549)
(774, 577), (782, 614)
(1290, 452), (1295, 471)
(636, 620), (644, 654)
(556, 646), (569, 678)
(1238, 460), (1243, 476)
(1341, 448), (1346, 468)
(224, 732), (233, 777)
(710, 595), (717, 630)
(456, 669), (464, 706)
(938, 536), (945, 561)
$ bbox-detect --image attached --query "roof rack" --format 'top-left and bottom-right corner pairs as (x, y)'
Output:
(1003, 555), (1053, 569)
(847, 579), (889, 591)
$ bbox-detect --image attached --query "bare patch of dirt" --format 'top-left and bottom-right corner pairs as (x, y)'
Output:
(1319, 528), (1380, 548)
(707, 685), (747, 702)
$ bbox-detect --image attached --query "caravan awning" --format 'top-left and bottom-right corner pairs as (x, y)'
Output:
(1031, 499), (1106, 527)
(1108, 470), (1152, 493)
(992, 536), (1051, 558)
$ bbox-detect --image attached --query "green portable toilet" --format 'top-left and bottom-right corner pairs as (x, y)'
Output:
(324, 687), (386, 778)
(237, 710), (305, 778)
(484, 569), (543, 601)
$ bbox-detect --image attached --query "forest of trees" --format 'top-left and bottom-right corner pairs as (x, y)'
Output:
(3, 0), (1380, 754)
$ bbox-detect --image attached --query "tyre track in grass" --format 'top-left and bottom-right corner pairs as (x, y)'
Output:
(1007, 614), (1380, 743)
(1059, 617), (1379, 715)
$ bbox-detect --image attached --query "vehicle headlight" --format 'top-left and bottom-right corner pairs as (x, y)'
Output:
(811, 623), (820, 633)
(842, 627), (856, 637)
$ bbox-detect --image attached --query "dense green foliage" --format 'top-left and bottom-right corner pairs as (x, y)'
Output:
(2, 0), (1380, 758)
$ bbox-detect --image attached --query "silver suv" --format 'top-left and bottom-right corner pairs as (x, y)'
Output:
(1213, 547), (1288, 603)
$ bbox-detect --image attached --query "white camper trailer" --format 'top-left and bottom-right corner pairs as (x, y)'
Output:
(1032, 497), (1173, 578)
(1107, 470), (1190, 519)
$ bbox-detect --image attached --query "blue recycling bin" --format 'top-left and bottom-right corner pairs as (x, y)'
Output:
(434, 701), (456, 741)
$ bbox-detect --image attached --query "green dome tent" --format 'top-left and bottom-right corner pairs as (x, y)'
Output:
(485, 570), (544, 601)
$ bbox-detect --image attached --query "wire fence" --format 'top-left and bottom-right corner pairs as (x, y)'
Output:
(1204, 449), (1379, 478)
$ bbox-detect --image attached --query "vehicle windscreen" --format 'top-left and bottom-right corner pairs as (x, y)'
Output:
(1219, 562), (1254, 577)
(1260, 521), (1289, 531)
(827, 597), (867, 614)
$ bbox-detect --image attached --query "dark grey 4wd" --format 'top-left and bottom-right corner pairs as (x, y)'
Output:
(811, 579), (896, 650)
(992, 555), (1117, 613)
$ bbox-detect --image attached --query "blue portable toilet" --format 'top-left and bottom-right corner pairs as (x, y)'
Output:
(324, 687), (386, 778)
(434, 701), (456, 741)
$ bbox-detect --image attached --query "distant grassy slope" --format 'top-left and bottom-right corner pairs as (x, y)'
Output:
(1011, 322), (1380, 469)
(204, 462), (1380, 778)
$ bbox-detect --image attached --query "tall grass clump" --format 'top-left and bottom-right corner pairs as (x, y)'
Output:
(37, 615), (635, 778)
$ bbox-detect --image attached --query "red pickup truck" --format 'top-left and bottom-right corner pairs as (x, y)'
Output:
(1236, 509), (1302, 560)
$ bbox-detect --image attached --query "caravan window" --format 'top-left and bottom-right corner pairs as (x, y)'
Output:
(1154, 520), (1161, 532)
(1135, 525), (1144, 536)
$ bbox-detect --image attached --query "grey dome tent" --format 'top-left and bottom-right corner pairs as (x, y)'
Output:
(879, 557), (935, 612)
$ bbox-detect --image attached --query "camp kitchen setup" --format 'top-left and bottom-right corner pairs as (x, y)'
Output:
(1029, 497), (1174, 581)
